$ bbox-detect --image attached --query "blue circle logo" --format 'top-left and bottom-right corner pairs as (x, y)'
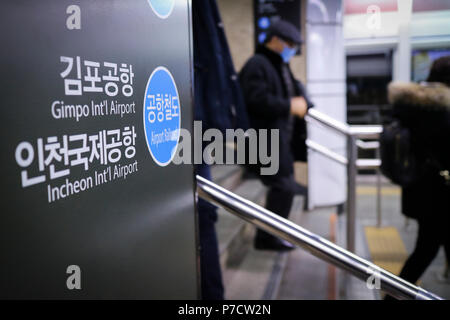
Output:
(258, 17), (270, 29)
(148, 0), (175, 19)
(258, 32), (267, 44)
(143, 67), (181, 166)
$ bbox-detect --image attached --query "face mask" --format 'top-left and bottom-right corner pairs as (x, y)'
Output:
(281, 44), (297, 63)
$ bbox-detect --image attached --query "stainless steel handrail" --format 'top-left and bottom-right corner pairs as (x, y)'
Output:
(305, 108), (383, 139)
(305, 109), (352, 136)
(196, 175), (443, 300)
(356, 139), (380, 150)
(356, 159), (382, 169)
(306, 140), (381, 169)
(355, 139), (383, 226)
(350, 126), (383, 139)
(305, 109), (383, 252)
(306, 139), (348, 165)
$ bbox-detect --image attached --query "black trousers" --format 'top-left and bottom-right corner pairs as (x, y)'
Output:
(255, 186), (295, 242)
(399, 216), (450, 284)
(385, 216), (449, 300)
(196, 164), (224, 300)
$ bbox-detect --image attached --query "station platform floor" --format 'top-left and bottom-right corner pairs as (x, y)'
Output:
(211, 165), (450, 300)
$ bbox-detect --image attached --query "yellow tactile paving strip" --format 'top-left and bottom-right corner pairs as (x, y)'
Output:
(357, 186), (401, 196)
(365, 226), (408, 276)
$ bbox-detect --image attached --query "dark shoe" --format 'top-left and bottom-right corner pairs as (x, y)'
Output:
(254, 237), (295, 251)
(302, 194), (309, 212)
(294, 183), (308, 196)
(242, 168), (258, 180)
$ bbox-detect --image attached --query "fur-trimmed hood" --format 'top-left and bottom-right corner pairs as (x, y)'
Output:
(388, 82), (450, 111)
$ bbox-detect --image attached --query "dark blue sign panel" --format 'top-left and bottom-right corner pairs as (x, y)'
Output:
(0, 0), (197, 299)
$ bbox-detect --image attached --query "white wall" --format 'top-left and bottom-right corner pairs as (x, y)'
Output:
(306, 0), (347, 209)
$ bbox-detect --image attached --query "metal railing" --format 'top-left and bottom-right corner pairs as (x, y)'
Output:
(305, 109), (383, 252)
(196, 175), (443, 300)
(356, 139), (383, 227)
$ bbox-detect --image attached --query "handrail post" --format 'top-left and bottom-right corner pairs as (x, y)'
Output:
(306, 109), (383, 252)
(376, 147), (382, 228)
(347, 135), (358, 253)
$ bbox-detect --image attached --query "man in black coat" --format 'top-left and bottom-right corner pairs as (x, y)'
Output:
(239, 20), (313, 251)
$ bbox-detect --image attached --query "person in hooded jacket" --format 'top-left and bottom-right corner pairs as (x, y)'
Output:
(239, 20), (313, 251)
(385, 56), (450, 298)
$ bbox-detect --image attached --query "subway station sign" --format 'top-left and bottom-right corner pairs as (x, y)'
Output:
(0, 0), (197, 299)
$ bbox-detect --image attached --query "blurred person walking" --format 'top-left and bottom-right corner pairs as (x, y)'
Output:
(239, 20), (313, 251)
(385, 56), (450, 297)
